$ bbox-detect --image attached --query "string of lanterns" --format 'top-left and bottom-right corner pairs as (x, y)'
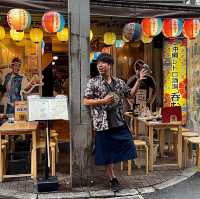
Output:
(1, 8), (200, 45)
(107, 18), (200, 46)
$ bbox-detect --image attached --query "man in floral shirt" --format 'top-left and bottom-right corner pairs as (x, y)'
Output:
(83, 53), (149, 192)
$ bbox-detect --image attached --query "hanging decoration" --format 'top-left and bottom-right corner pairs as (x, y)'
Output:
(115, 40), (125, 48)
(141, 18), (162, 37)
(10, 29), (24, 41)
(103, 32), (116, 45)
(140, 33), (153, 44)
(57, 27), (69, 42)
(90, 30), (93, 41)
(30, 28), (43, 43)
(122, 23), (141, 41)
(122, 35), (129, 43)
(162, 19), (183, 38)
(42, 11), (65, 33)
(0, 26), (5, 40)
(7, 9), (31, 31)
(183, 19), (200, 39)
(90, 52), (94, 62)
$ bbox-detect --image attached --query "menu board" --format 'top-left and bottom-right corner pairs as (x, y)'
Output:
(27, 95), (69, 121)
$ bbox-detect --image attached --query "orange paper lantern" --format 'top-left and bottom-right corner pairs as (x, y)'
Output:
(183, 19), (200, 39)
(42, 11), (65, 33)
(141, 18), (162, 37)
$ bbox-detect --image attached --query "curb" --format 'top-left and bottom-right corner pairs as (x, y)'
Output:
(0, 167), (196, 199)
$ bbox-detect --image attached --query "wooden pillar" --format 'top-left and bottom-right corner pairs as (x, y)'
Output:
(68, 0), (92, 186)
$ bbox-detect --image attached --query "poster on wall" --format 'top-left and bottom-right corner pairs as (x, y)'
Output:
(163, 38), (187, 124)
(187, 36), (200, 133)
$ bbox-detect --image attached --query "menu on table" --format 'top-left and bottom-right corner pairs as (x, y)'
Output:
(27, 95), (69, 121)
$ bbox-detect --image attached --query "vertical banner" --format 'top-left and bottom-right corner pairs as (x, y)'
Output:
(163, 38), (187, 123)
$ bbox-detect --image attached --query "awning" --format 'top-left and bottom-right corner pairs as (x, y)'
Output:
(0, 0), (200, 19)
(90, 0), (200, 18)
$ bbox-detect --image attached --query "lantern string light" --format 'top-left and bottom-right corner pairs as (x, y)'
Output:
(122, 23), (141, 42)
(10, 29), (24, 42)
(42, 11), (65, 33)
(141, 18), (162, 37)
(104, 32), (116, 45)
(162, 19), (183, 38)
(0, 26), (5, 41)
(57, 27), (69, 42)
(7, 9), (31, 31)
(183, 19), (200, 40)
(30, 28), (43, 43)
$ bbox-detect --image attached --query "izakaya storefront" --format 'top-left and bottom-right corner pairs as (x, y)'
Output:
(0, 0), (200, 189)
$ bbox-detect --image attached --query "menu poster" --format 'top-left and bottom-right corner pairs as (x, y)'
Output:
(27, 95), (68, 121)
(15, 101), (28, 121)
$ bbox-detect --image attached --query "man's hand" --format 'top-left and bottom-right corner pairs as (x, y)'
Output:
(139, 68), (150, 80)
(102, 94), (114, 105)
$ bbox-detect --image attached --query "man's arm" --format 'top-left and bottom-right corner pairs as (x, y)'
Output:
(83, 95), (114, 106)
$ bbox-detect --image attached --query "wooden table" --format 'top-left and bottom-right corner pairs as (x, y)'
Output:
(0, 121), (38, 182)
(124, 112), (183, 171)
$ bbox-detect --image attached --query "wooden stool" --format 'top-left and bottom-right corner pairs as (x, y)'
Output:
(50, 130), (59, 163)
(182, 132), (198, 167)
(169, 127), (190, 154)
(31, 140), (56, 178)
(1, 144), (7, 177)
(121, 140), (148, 175)
(184, 137), (200, 170)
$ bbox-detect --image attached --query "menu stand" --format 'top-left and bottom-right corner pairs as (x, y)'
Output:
(37, 120), (59, 192)
(27, 95), (68, 193)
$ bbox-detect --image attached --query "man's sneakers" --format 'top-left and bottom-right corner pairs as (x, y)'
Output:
(110, 178), (120, 192)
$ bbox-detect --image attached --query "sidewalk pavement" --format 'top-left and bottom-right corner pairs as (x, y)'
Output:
(0, 166), (196, 199)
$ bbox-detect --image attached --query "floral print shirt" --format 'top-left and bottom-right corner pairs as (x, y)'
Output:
(84, 76), (131, 131)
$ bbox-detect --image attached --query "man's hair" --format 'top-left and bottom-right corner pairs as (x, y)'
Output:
(0, 85), (6, 94)
(11, 57), (22, 64)
(97, 53), (114, 65)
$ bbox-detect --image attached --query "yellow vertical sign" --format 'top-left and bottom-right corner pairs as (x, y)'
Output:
(163, 39), (187, 123)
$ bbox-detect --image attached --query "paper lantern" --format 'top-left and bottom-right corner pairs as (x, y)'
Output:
(90, 30), (93, 41)
(30, 28), (43, 43)
(90, 52), (94, 62)
(141, 18), (162, 37)
(42, 11), (65, 33)
(122, 35), (129, 43)
(103, 32), (116, 45)
(122, 23), (141, 41)
(115, 40), (124, 48)
(10, 29), (24, 41)
(140, 33), (153, 44)
(0, 26), (5, 40)
(162, 19), (183, 38)
(7, 9), (31, 31)
(57, 27), (69, 42)
(183, 19), (200, 39)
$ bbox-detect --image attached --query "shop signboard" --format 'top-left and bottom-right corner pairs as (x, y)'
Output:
(163, 38), (187, 124)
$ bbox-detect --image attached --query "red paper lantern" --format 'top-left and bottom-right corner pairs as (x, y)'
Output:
(183, 19), (200, 39)
(141, 18), (162, 37)
(162, 19), (183, 38)
(42, 11), (65, 33)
